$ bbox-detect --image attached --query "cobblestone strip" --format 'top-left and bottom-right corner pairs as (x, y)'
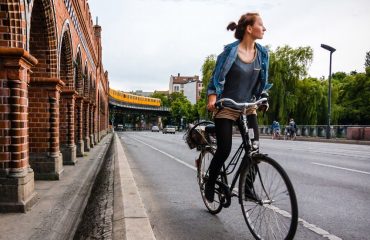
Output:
(73, 137), (115, 239)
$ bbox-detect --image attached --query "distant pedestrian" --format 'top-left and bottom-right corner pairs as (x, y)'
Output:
(271, 120), (281, 139)
(285, 118), (297, 140)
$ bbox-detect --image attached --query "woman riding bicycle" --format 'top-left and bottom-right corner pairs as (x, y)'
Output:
(205, 12), (272, 202)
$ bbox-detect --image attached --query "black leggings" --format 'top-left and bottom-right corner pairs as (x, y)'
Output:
(207, 114), (259, 185)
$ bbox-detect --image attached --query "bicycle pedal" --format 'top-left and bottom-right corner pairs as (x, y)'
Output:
(215, 181), (232, 208)
(220, 195), (231, 208)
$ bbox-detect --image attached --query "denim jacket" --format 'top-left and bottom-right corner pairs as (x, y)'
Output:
(207, 40), (272, 99)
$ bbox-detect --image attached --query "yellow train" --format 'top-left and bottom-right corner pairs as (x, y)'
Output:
(109, 88), (161, 107)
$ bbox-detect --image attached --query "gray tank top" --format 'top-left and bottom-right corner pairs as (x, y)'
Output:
(222, 52), (261, 103)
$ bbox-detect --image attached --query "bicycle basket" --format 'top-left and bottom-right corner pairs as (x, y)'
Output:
(185, 128), (208, 149)
(184, 121), (215, 149)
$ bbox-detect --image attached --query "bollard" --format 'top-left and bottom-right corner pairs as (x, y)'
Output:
(310, 127), (317, 137)
(318, 126), (326, 137)
(337, 126), (345, 138)
(302, 127), (308, 136)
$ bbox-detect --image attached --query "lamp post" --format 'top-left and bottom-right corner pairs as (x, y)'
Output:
(321, 44), (336, 139)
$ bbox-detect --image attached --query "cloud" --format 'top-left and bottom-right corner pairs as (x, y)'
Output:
(89, 0), (370, 91)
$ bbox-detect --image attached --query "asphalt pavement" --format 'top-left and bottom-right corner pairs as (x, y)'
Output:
(0, 131), (368, 240)
(119, 131), (370, 240)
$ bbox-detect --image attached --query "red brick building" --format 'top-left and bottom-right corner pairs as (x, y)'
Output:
(0, 0), (109, 212)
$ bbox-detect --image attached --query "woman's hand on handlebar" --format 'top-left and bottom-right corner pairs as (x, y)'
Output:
(207, 94), (217, 112)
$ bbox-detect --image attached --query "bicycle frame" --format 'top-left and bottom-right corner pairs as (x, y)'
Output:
(218, 114), (255, 195)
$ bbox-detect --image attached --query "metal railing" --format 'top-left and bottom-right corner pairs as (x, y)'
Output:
(259, 125), (370, 139)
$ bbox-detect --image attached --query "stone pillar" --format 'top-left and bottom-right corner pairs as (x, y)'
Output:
(93, 105), (98, 144)
(75, 97), (84, 157)
(83, 100), (90, 152)
(60, 90), (77, 165)
(89, 103), (95, 148)
(28, 77), (64, 180)
(0, 48), (38, 212)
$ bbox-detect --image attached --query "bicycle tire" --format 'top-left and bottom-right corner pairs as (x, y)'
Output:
(239, 154), (298, 240)
(197, 147), (223, 214)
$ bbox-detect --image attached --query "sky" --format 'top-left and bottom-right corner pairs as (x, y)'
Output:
(88, 0), (370, 92)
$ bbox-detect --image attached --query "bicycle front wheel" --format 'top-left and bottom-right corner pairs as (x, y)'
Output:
(239, 154), (298, 240)
(197, 147), (223, 214)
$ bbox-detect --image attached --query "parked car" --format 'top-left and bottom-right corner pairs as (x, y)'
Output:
(151, 126), (160, 132)
(116, 124), (124, 131)
(163, 125), (176, 134)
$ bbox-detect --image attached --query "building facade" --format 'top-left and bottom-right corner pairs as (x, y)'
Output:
(169, 73), (202, 104)
(0, 0), (109, 212)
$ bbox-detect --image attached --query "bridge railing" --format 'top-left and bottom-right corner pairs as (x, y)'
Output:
(259, 125), (370, 140)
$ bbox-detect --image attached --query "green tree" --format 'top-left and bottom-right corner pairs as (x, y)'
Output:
(294, 78), (326, 125)
(150, 92), (169, 107)
(336, 72), (370, 124)
(332, 72), (347, 81)
(201, 55), (216, 95)
(267, 45), (313, 124)
(170, 97), (193, 128)
(195, 55), (216, 120)
(168, 92), (187, 104)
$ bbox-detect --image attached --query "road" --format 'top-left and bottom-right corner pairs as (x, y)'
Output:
(118, 131), (370, 240)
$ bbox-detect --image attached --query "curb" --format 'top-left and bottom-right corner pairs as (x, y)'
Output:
(113, 133), (156, 240)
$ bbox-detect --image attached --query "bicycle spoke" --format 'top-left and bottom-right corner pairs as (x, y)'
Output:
(240, 155), (298, 240)
(197, 148), (223, 214)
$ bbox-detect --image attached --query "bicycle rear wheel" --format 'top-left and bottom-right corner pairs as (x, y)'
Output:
(197, 147), (223, 214)
(239, 154), (298, 240)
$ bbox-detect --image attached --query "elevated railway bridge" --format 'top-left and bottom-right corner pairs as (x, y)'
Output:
(109, 89), (170, 130)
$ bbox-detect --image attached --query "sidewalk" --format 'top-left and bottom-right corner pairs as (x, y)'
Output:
(0, 134), (113, 240)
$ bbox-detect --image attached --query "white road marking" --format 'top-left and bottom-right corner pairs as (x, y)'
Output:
(128, 135), (342, 240)
(130, 136), (196, 171)
(312, 162), (370, 175)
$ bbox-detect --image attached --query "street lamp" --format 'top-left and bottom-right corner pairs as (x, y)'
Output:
(321, 44), (336, 139)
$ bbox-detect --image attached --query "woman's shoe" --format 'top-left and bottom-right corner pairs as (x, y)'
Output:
(205, 182), (215, 202)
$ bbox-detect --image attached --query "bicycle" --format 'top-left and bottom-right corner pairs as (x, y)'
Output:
(284, 126), (297, 140)
(272, 128), (281, 140)
(184, 98), (298, 240)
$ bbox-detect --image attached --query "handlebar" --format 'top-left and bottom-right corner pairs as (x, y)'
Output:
(215, 98), (268, 110)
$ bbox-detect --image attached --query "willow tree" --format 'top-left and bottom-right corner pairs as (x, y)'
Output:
(267, 46), (313, 125)
(294, 78), (326, 125)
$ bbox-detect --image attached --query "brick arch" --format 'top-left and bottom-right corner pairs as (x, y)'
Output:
(0, 1), (25, 48)
(74, 48), (84, 95)
(27, 0), (63, 180)
(29, 0), (58, 78)
(59, 21), (73, 88)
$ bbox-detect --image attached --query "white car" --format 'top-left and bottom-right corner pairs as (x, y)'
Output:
(163, 125), (176, 134)
(151, 126), (160, 132)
